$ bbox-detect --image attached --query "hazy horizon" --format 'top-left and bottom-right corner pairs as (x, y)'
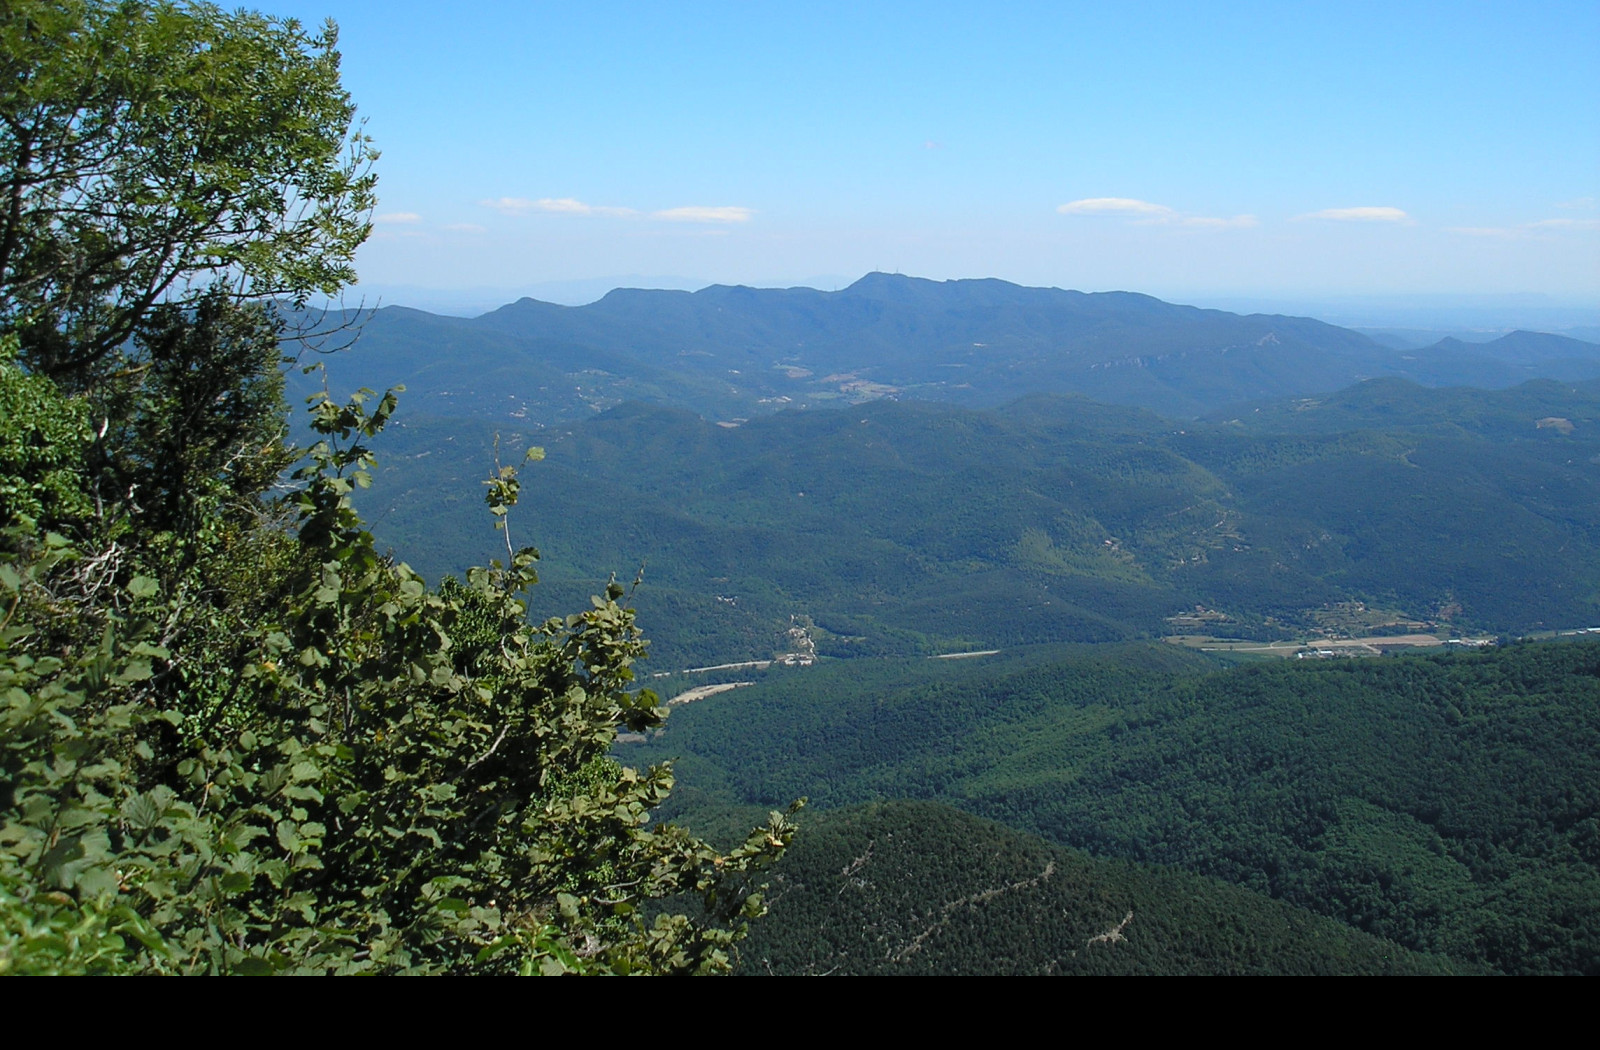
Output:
(340, 274), (1600, 339)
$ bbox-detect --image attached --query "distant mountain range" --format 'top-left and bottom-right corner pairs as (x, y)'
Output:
(292, 273), (1600, 423)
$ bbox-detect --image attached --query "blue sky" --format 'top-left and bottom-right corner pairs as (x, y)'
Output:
(273, 1), (1599, 308)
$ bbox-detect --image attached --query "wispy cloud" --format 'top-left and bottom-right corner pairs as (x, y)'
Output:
(651, 205), (754, 223)
(479, 197), (752, 224)
(1528, 217), (1600, 231)
(1445, 217), (1600, 238)
(480, 197), (541, 215)
(1298, 206), (1411, 223)
(1057, 197), (1255, 230)
(479, 196), (638, 218)
(375, 212), (422, 224)
(443, 222), (486, 233)
(1058, 197), (1174, 217)
(1556, 196), (1596, 210)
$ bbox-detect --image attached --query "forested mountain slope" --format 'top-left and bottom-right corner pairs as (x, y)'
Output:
(1391, 331), (1600, 387)
(630, 640), (1600, 975)
(736, 801), (1473, 975)
(359, 378), (1600, 666)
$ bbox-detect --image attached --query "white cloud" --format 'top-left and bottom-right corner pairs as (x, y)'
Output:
(1298, 206), (1411, 223)
(479, 197), (537, 214)
(529, 197), (592, 214)
(651, 205), (754, 224)
(479, 197), (637, 217)
(1446, 218), (1600, 237)
(1057, 197), (1175, 217)
(1057, 198), (1254, 231)
(1556, 196), (1596, 210)
(375, 212), (422, 224)
(479, 197), (754, 224)
(1527, 217), (1600, 230)
(443, 222), (486, 233)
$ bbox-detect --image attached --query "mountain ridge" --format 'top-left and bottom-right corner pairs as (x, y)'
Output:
(292, 274), (1594, 427)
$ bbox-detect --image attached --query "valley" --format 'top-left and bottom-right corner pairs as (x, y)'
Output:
(321, 276), (1600, 974)
(354, 374), (1600, 668)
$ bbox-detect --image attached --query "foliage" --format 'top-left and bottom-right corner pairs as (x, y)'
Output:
(0, 0), (378, 382)
(0, 334), (93, 527)
(0, 367), (797, 975)
(0, 0), (794, 975)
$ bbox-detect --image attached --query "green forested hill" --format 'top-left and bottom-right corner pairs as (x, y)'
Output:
(736, 801), (1472, 975)
(1203, 375), (1600, 435)
(359, 378), (1600, 666)
(629, 640), (1600, 975)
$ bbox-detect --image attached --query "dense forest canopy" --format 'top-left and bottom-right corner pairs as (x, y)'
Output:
(630, 639), (1600, 975)
(347, 380), (1600, 669)
(736, 801), (1478, 976)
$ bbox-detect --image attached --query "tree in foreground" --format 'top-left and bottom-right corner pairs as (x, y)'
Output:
(0, 1), (795, 975)
(1, 0), (377, 383)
